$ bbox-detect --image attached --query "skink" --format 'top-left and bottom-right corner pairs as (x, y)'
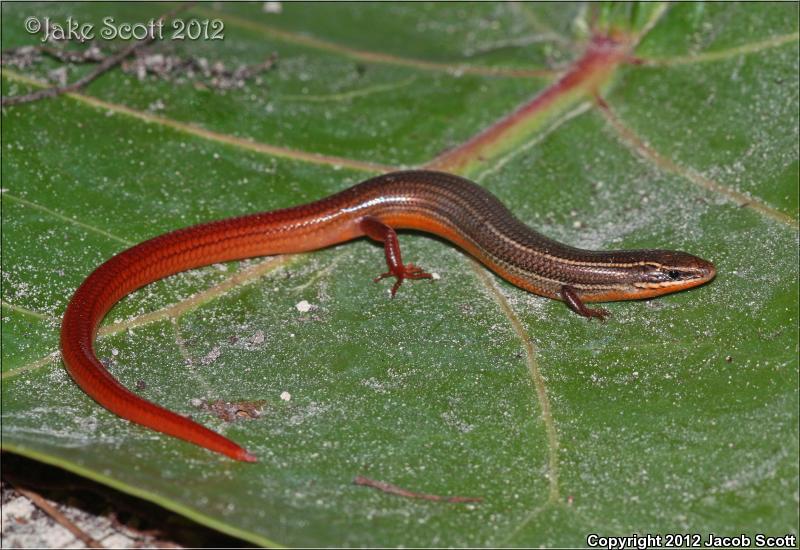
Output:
(60, 170), (716, 461)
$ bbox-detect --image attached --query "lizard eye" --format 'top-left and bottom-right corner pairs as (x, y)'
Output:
(667, 270), (683, 280)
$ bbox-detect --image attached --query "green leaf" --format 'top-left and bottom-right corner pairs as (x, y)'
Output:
(2, 2), (797, 546)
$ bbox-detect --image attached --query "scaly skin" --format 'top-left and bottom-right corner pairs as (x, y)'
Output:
(61, 170), (716, 461)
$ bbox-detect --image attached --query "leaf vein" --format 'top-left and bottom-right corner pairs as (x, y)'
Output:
(1, 256), (291, 380)
(276, 76), (417, 103)
(3, 192), (134, 246)
(471, 263), (561, 504)
(642, 32), (799, 67)
(192, 5), (554, 79)
(0, 300), (56, 321)
(596, 100), (798, 229)
(1, 70), (395, 174)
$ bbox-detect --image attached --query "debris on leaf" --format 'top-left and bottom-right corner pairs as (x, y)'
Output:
(191, 399), (266, 422)
(295, 300), (315, 313)
(1, 42), (278, 91)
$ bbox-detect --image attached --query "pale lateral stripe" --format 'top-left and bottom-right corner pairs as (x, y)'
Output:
(382, 199), (638, 293)
(407, 184), (665, 270)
